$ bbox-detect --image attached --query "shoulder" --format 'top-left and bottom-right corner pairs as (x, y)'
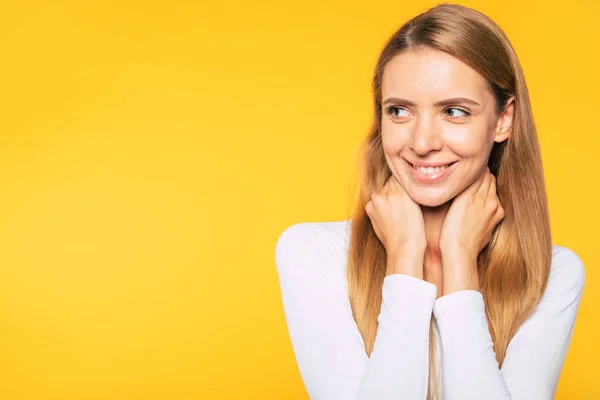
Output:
(538, 245), (586, 311)
(275, 219), (352, 260)
(275, 219), (352, 293)
(549, 245), (586, 294)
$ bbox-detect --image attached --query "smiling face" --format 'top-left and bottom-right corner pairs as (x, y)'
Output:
(381, 48), (514, 207)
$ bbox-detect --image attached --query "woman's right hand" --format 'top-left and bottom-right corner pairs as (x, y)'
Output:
(365, 174), (426, 277)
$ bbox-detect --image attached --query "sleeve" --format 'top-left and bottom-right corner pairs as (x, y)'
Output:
(275, 223), (438, 400)
(432, 246), (586, 400)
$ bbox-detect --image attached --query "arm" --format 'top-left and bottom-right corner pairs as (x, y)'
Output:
(275, 222), (437, 400)
(432, 246), (585, 400)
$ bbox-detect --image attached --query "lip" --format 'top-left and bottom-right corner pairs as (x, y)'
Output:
(409, 160), (457, 168)
(408, 160), (458, 183)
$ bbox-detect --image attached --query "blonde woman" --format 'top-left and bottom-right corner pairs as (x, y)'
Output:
(275, 3), (585, 400)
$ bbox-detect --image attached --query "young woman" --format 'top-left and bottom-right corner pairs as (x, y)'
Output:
(275, 3), (585, 400)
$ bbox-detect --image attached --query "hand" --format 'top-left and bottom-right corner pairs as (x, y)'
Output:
(365, 174), (427, 263)
(439, 167), (505, 293)
(439, 167), (504, 259)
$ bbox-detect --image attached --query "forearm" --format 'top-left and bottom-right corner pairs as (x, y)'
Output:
(386, 250), (425, 280)
(357, 273), (436, 399)
(434, 290), (511, 399)
(441, 251), (479, 295)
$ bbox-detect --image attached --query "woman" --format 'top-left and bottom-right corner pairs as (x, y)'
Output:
(275, 3), (585, 399)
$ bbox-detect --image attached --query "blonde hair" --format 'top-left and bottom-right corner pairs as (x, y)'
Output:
(346, 3), (552, 399)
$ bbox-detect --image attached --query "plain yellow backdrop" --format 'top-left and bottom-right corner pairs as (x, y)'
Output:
(0, 0), (598, 399)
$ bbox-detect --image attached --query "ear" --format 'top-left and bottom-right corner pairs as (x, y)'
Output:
(494, 96), (515, 143)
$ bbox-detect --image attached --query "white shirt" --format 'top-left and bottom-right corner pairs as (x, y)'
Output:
(274, 219), (585, 400)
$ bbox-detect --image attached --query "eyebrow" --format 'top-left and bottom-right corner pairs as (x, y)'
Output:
(382, 96), (481, 107)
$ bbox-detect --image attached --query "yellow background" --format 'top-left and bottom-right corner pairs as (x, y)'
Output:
(0, 0), (598, 398)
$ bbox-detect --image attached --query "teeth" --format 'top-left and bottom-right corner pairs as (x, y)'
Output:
(414, 163), (452, 175)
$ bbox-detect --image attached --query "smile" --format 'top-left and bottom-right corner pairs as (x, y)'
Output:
(408, 161), (458, 183)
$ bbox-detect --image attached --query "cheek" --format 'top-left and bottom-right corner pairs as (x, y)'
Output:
(442, 124), (492, 157)
(381, 120), (495, 160)
(381, 124), (410, 153)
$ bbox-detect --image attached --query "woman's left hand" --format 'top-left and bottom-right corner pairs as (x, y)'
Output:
(439, 166), (505, 294)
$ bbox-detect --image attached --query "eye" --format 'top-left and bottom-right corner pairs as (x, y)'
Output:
(444, 107), (470, 119)
(385, 105), (410, 120)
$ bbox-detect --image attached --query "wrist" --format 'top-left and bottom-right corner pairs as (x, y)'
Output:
(441, 254), (480, 295)
(442, 270), (480, 294)
(440, 245), (476, 264)
(386, 250), (424, 279)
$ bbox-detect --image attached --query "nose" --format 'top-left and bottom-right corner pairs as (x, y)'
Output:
(409, 114), (443, 155)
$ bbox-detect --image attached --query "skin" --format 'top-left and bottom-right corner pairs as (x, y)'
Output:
(365, 48), (514, 299)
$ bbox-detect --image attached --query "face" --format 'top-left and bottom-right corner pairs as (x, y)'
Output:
(380, 48), (514, 208)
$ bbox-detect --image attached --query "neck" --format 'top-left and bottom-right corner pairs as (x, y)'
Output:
(421, 201), (451, 258)
(421, 202), (450, 299)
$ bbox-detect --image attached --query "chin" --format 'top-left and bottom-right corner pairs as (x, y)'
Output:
(408, 189), (454, 208)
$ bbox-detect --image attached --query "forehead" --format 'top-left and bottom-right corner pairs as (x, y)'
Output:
(381, 49), (490, 102)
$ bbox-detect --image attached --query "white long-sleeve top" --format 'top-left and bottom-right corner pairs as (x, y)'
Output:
(274, 220), (586, 400)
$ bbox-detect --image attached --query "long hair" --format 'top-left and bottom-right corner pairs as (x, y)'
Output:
(346, 3), (552, 399)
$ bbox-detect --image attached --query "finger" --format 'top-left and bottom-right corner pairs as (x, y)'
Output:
(493, 203), (505, 225)
(376, 176), (388, 195)
(386, 176), (396, 193)
(487, 173), (498, 199)
(461, 168), (486, 198)
(382, 176), (393, 194)
(478, 168), (493, 198)
(365, 200), (373, 215)
(390, 174), (405, 193)
(471, 166), (489, 197)
(497, 205), (505, 220)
